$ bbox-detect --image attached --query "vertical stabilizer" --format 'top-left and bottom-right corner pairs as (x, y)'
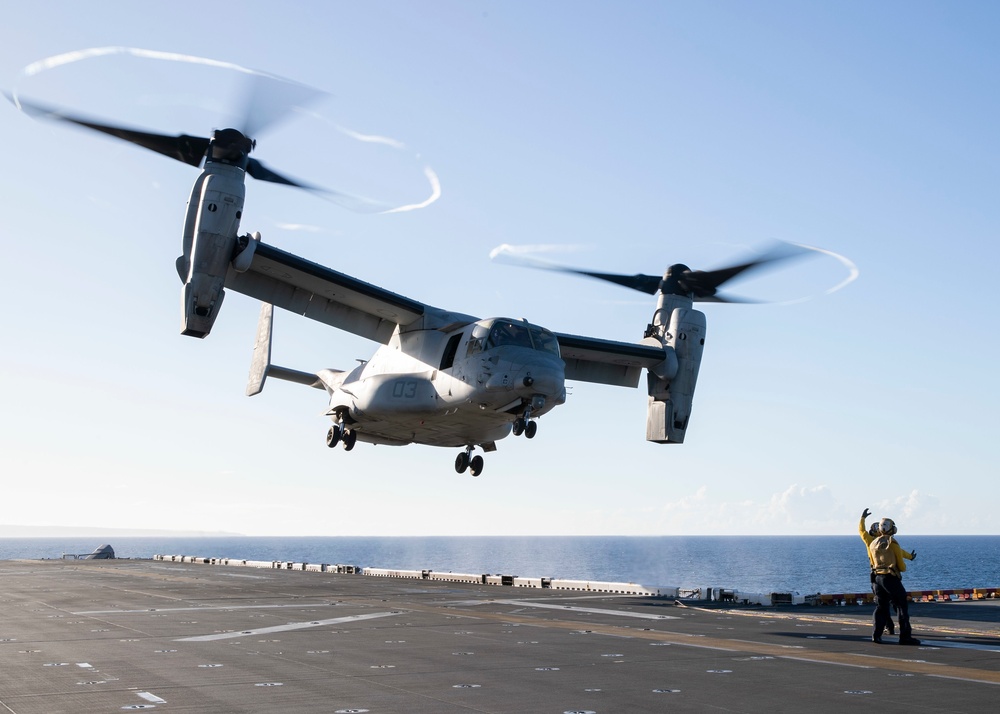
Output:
(246, 303), (274, 396)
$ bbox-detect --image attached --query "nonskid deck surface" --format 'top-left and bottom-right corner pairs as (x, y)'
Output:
(1, 559), (999, 713)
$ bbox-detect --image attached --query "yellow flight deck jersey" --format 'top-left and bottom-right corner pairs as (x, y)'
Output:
(859, 514), (914, 574)
(870, 536), (914, 576)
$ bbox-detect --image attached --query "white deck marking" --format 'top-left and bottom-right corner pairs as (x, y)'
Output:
(920, 640), (1000, 653)
(176, 611), (403, 642)
(73, 603), (337, 615)
(489, 600), (679, 620)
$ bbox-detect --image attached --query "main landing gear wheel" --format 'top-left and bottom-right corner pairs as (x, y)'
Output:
(342, 429), (357, 451)
(326, 425), (341, 448)
(512, 418), (525, 436)
(524, 420), (537, 439)
(455, 447), (484, 476)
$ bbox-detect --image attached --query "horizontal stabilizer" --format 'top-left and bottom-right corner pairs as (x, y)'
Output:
(267, 365), (325, 390)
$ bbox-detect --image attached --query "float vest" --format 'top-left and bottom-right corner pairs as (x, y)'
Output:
(870, 535), (898, 576)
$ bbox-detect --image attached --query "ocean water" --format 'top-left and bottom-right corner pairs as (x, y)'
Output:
(2, 536), (998, 595)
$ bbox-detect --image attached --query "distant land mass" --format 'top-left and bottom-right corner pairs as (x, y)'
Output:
(0, 524), (244, 538)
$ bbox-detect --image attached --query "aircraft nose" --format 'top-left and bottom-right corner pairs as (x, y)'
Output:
(518, 359), (564, 399)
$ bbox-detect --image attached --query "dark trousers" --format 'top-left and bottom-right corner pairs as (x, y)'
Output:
(871, 570), (894, 631)
(874, 573), (911, 639)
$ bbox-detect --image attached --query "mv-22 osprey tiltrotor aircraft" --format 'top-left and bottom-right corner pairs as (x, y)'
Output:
(12, 87), (817, 477)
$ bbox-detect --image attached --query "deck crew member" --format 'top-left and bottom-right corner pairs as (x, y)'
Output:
(859, 508), (895, 636)
(869, 517), (919, 645)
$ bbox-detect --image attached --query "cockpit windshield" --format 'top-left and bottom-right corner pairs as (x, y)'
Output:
(483, 319), (560, 356)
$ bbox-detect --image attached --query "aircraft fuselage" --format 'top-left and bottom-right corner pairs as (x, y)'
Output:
(328, 317), (567, 448)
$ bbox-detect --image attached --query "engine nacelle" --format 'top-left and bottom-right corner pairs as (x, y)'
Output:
(646, 306), (706, 444)
(176, 164), (246, 338)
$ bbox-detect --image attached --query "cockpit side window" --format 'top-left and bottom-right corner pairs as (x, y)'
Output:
(466, 323), (490, 357)
(440, 333), (462, 370)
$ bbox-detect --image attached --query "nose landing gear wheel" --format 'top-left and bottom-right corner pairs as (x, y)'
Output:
(326, 425), (342, 448)
(524, 420), (537, 439)
(512, 418), (525, 436)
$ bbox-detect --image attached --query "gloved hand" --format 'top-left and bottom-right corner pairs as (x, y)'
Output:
(862, 508), (871, 519)
(911, 551), (917, 560)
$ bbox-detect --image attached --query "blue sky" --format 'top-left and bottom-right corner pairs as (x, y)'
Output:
(1, 2), (997, 536)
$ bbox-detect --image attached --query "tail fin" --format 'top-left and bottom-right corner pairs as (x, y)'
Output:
(246, 303), (274, 396)
(246, 303), (328, 395)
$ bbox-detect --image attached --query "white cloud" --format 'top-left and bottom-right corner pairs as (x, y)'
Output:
(762, 483), (837, 525)
(873, 490), (942, 529)
(614, 483), (849, 535)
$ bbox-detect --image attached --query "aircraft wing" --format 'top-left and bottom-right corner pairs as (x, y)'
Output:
(226, 240), (475, 343)
(554, 333), (666, 388)
(225, 239), (663, 385)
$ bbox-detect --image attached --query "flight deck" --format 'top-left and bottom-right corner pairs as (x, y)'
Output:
(1, 557), (999, 713)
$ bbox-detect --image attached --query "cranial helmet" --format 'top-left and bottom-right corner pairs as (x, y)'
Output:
(868, 522), (881, 537)
(879, 518), (897, 536)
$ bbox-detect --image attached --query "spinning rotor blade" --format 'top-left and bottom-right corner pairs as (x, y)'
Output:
(553, 266), (762, 301)
(598, 244), (807, 300)
(9, 66), (325, 167)
(9, 93), (387, 210)
(673, 253), (791, 300)
(245, 158), (385, 212)
(234, 71), (327, 139)
(246, 158), (313, 189)
(497, 242), (810, 302)
(10, 96), (210, 166)
(561, 269), (663, 295)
